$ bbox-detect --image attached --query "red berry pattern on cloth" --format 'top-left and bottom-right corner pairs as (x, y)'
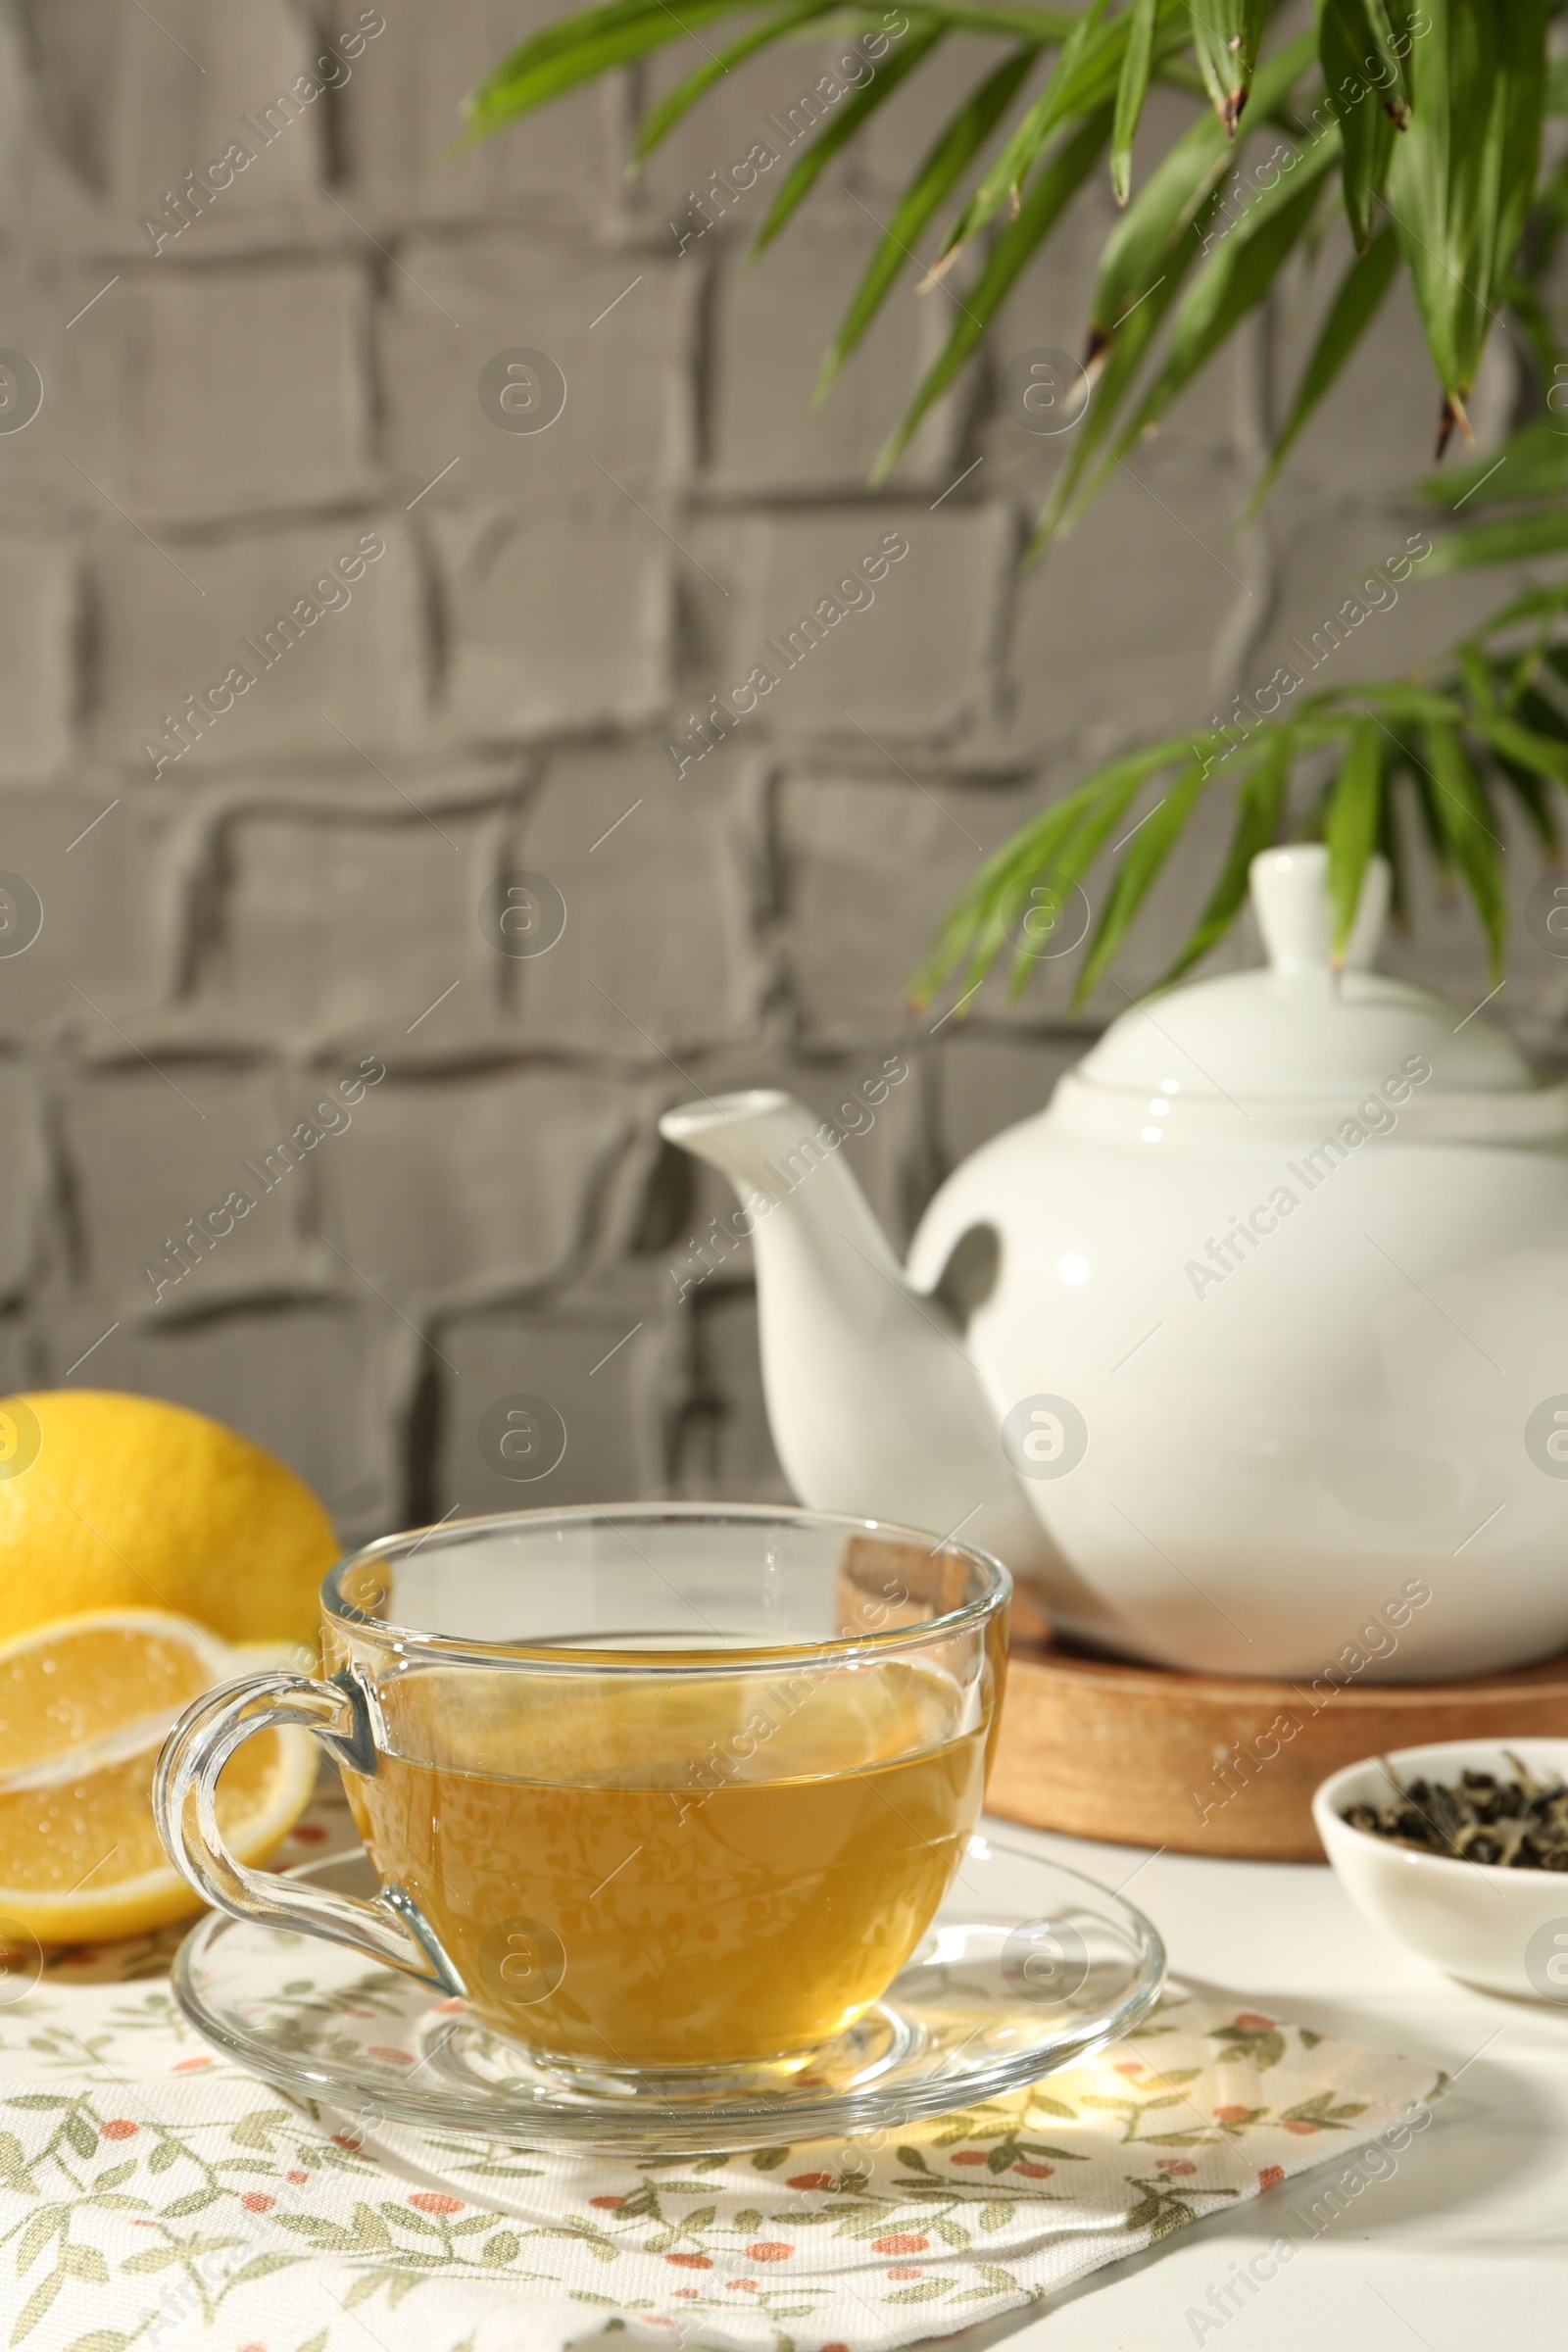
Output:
(0, 1801), (1447, 2352)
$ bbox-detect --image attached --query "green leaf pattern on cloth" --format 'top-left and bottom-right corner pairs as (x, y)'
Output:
(0, 1796), (1447, 2351)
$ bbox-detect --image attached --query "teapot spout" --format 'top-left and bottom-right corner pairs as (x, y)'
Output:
(659, 1091), (1044, 1571)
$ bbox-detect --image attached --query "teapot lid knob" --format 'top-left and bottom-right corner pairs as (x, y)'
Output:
(1249, 844), (1390, 974)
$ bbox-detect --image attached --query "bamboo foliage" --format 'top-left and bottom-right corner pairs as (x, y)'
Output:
(910, 426), (1568, 1006)
(1383, 0), (1549, 451)
(461, 0), (1568, 997)
(465, 0), (1559, 534)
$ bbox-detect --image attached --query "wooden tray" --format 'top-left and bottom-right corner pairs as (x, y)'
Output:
(989, 1614), (1568, 1862)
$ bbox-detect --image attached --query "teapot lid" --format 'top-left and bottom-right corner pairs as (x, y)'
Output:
(1067, 847), (1553, 1131)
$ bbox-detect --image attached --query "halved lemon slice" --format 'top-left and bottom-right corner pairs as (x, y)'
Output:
(0, 1609), (317, 1944)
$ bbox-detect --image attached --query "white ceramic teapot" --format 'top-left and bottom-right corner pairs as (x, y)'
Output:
(661, 847), (1568, 1682)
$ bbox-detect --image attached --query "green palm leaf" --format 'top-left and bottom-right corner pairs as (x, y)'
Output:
(1422, 419), (1568, 508)
(930, 0), (1116, 270)
(463, 0), (1077, 138)
(1325, 721), (1382, 962)
(481, 0), (726, 77)
(634, 2), (838, 161)
(1101, 132), (1339, 459)
(1188, 0), (1266, 136)
(1377, 752), (1411, 923)
(463, 0), (765, 131)
(1489, 753), (1564, 857)
(1526, 141), (1568, 285)
(1500, 273), (1567, 390)
(911, 731), (1200, 1006)
(1474, 583), (1568, 639)
(752, 23), (947, 253)
(1160, 734), (1291, 981)
(912, 781), (1100, 1009)
(1033, 140), (1236, 543)
(1398, 752), (1456, 893)
(1515, 672), (1568, 740)
(1385, 0), (1548, 440)
(1456, 639), (1494, 715)
(1422, 510), (1568, 573)
(1073, 756), (1210, 1003)
(1035, 28), (1316, 544)
(1243, 226), (1399, 519)
(1421, 720), (1507, 970)
(1321, 0), (1395, 252)
(1309, 683), (1465, 729)
(815, 47), (1039, 398)
(460, 0), (1565, 1009)
(1469, 711), (1568, 790)
(1087, 63), (1250, 346)
(1322, 0), (1411, 126)
(899, 5), (1080, 32)
(1110, 0), (1159, 204)
(1005, 760), (1166, 997)
(1520, 674), (1568, 744)
(873, 104), (1113, 481)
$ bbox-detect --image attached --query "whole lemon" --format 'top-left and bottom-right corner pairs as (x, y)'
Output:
(0, 1391), (338, 1645)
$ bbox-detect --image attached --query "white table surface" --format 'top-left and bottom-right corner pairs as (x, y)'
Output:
(977, 1817), (1567, 2349)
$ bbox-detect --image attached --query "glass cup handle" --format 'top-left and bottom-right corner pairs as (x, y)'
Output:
(154, 1668), (463, 1993)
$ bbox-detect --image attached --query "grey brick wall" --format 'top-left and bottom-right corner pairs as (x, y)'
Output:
(0, 1), (1549, 1543)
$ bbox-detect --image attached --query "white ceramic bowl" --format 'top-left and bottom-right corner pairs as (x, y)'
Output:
(1314, 1740), (1568, 2002)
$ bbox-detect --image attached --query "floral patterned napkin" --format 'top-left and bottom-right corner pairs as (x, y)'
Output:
(0, 1787), (1448, 2352)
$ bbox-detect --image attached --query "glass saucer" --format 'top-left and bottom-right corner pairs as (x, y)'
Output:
(172, 1835), (1164, 2154)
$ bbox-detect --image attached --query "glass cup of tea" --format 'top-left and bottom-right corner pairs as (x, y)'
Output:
(155, 1504), (1010, 2092)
